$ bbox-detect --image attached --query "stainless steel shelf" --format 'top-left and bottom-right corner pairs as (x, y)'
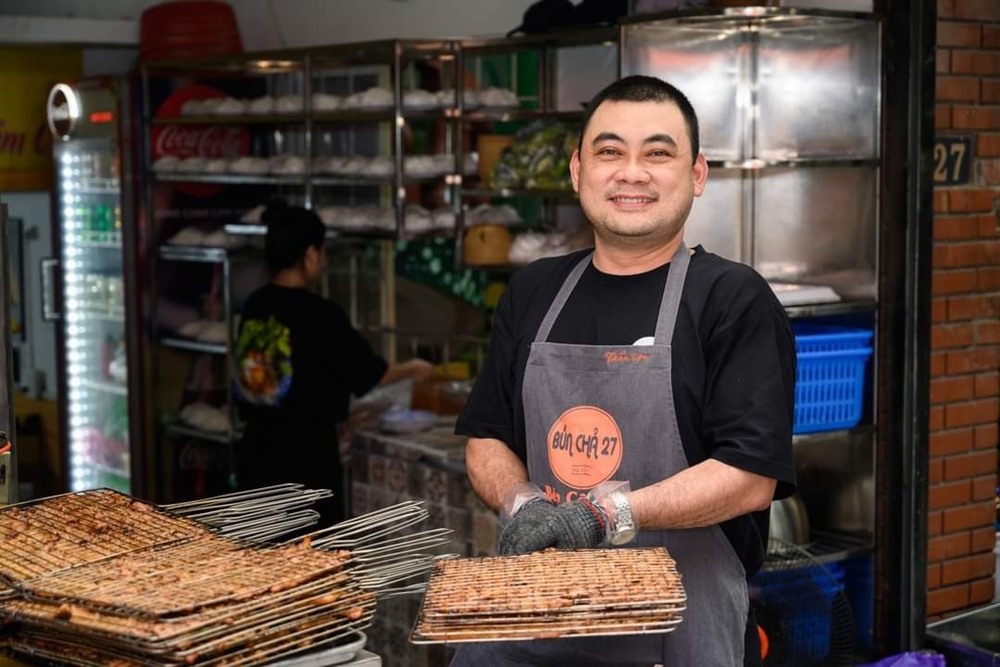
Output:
(153, 173), (306, 185)
(784, 298), (877, 320)
(792, 424), (874, 446)
(80, 379), (128, 396)
(765, 531), (873, 567)
(160, 337), (227, 355)
(159, 245), (229, 263)
(461, 187), (577, 199)
(165, 422), (233, 445)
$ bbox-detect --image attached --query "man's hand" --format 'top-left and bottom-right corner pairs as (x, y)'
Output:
(498, 499), (557, 555)
(498, 498), (608, 554)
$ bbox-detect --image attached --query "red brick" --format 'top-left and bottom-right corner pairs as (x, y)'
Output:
(939, 0), (954, 17)
(947, 189), (997, 212)
(931, 350), (948, 377)
(974, 320), (1000, 343)
(931, 405), (946, 431)
(978, 132), (1000, 156)
(983, 79), (1000, 104)
(979, 267), (1000, 291)
(937, 76), (981, 102)
(929, 481), (973, 512)
(980, 216), (999, 238)
(930, 458), (945, 484)
(937, 22), (982, 47)
(936, 104), (952, 130)
(941, 553), (996, 585)
(946, 348), (1000, 374)
(970, 578), (997, 605)
(930, 428), (974, 455)
(945, 399), (1000, 429)
(942, 501), (996, 532)
(971, 526), (997, 552)
(974, 372), (999, 398)
(933, 322), (975, 348)
(931, 376), (976, 404)
(951, 50), (1000, 76)
(955, 0), (1000, 20)
(954, 105), (1000, 129)
(929, 507), (944, 534)
(927, 584), (970, 614)
(985, 25), (1000, 48)
(972, 476), (997, 501)
(928, 563), (942, 589)
(933, 241), (992, 268)
(948, 294), (1000, 320)
(937, 48), (952, 75)
(974, 423), (998, 449)
(979, 159), (1000, 185)
(934, 190), (950, 213)
(934, 216), (981, 241)
(943, 449), (998, 481)
(933, 299), (949, 324)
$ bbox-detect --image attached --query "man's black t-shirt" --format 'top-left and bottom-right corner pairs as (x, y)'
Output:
(234, 284), (387, 502)
(456, 246), (797, 578)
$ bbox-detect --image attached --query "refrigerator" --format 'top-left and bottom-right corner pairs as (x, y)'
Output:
(45, 77), (147, 497)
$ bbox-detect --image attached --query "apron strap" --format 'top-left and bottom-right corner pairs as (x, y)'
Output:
(533, 252), (593, 343)
(653, 242), (690, 345)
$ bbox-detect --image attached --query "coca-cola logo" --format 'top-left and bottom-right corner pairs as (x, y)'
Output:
(150, 83), (250, 161)
(154, 125), (247, 159)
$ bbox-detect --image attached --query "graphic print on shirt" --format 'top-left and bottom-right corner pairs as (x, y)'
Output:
(546, 405), (623, 491)
(233, 316), (293, 406)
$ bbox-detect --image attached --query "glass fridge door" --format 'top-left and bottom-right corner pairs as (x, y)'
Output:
(56, 136), (130, 493)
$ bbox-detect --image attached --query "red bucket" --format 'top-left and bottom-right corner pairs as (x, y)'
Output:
(140, 1), (243, 61)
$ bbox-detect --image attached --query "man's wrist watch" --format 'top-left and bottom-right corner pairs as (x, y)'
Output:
(608, 491), (637, 545)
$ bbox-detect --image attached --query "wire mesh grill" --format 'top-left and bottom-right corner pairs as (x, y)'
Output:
(412, 547), (687, 643)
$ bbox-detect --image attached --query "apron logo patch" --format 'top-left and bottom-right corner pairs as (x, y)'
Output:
(546, 405), (623, 489)
(605, 350), (650, 365)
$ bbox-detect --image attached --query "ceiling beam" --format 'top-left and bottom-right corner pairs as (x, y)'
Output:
(0, 15), (137, 46)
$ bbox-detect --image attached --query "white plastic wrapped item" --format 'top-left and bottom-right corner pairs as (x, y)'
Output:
(203, 158), (229, 173)
(180, 99), (207, 116)
(316, 206), (345, 227)
(437, 89), (480, 108)
(467, 203), (522, 226)
(461, 151), (479, 175)
(166, 227), (207, 247)
(478, 87), (519, 108)
(508, 231), (571, 265)
(340, 155), (370, 175)
(200, 98), (225, 115)
(246, 95), (275, 115)
(177, 319), (211, 338)
(268, 155), (306, 175)
(275, 94), (304, 114)
(431, 206), (456, 230)
(176, 156), (207, 173)
(311, 92), (342, 111)
(196, 320), (229, 343)
(152, 156), (180, 173)
(240, 205), (265, 224)
(403, 89), (438, 110)
(229, 156), (270, 174)
(404, 204), (432, 232)
(214, 97), (246, 116)
(362, 156), (394, 177)
(178, 402), (230, 433)
(343, 87), (393, 109)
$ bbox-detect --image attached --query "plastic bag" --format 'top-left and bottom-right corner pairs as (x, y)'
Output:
(859, 651), (946, 667)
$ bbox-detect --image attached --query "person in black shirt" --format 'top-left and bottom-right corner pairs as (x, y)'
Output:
(234, 202), (432, 524)
(451, 76), (796, 666)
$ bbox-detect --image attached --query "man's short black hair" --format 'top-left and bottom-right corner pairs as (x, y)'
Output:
(262, 200), (325, 273)
(578, 75), (701, 164)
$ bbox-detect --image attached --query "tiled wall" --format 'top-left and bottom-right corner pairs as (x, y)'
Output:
(349, 429), (499, 666)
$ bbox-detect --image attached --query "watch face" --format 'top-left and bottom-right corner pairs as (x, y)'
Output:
(610, 527), (637, 546)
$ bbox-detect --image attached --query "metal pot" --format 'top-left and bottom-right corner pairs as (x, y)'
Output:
(768, 494), (810, 547)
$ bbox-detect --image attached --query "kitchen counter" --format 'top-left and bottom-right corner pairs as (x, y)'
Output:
(348, 418), (498, 666)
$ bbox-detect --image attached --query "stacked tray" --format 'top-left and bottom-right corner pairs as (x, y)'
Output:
(412, 547), (687, 643)
(0, 490), (386, 666)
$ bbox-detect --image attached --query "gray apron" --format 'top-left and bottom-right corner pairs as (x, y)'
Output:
(452, 245), (748, 666)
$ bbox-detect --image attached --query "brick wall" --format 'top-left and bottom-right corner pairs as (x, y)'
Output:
(927, 0), (1000, 618)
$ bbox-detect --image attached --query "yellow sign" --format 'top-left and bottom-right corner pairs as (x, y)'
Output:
(0, 47), (82, 192)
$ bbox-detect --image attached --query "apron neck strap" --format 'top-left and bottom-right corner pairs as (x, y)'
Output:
(533, 243), (692, 344)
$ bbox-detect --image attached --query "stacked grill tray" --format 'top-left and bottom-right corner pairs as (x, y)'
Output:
(0, 489), (380, 666)
(412, 546), (687, 643)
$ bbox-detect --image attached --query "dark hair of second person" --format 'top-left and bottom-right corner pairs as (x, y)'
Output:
(577, 74), (701, 163)
(262, 201), (326, 274)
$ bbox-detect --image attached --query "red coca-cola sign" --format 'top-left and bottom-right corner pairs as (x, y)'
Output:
(150, 84), (250, 161)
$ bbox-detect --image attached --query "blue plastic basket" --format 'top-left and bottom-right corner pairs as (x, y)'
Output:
(793, 325), (874, 434)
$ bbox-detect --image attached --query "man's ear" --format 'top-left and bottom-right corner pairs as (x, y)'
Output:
(570, 149), (581, 193)
(692, 152), (709, 197)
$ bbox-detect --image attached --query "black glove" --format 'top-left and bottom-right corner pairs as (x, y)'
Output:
(498, 499), (556, 555)
(540, 498), (607, 549)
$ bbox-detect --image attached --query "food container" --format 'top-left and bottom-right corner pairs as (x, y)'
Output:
(463, 224), (512, 266)
(476, 134), (513, 183)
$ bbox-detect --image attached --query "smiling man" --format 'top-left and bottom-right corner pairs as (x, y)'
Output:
(452, 76), (797, 666)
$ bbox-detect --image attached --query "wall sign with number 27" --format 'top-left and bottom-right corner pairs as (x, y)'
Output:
(933, 135), (972, 186)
